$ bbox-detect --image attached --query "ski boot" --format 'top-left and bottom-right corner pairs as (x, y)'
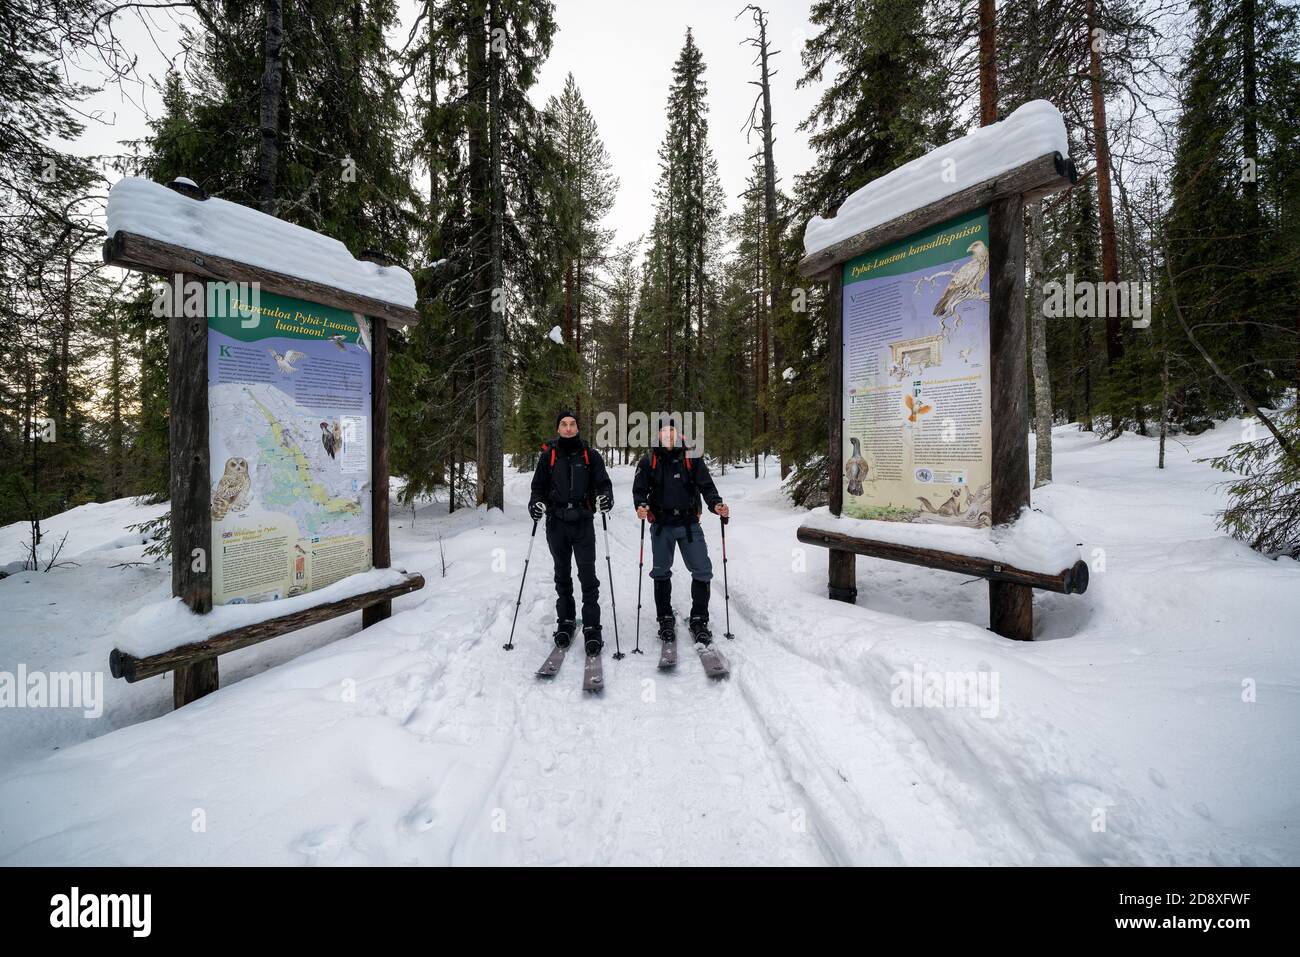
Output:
(656, 615), (677, 642)
(688, 615), (713, 646)
(583, 624), (604, 656)
(552, 620), (575, 650)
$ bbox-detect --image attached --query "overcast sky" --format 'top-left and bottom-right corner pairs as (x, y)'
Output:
(65, 1), (824, 248)
(530, 0), (822, 245)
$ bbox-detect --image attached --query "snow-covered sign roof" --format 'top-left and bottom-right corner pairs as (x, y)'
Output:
(106, 177), (417, 310)
(803, 100), (1069, 259)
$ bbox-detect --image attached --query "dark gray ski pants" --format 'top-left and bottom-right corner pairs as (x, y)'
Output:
(648, 521), (713, 582)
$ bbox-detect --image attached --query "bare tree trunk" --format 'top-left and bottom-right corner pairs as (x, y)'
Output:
(1028, 200), (1053, 485)
(467, 7), (489, 504)
(484, 0), (505, 510)
(109, 307), (123, 498)
(563, 261), (573, 345)
(1086, 0), (1123, 368)
(978, 0), (998, 125)
(575, 226), (584, 417)
(1158, 346), (1168, 469)
(756, 8), (781, 477)
(256, 0), (284, 215)
(753, 215), (761, 478)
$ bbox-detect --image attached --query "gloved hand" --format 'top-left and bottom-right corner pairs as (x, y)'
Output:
(596, 493), (612, 513)
(529, 501), (546, 520)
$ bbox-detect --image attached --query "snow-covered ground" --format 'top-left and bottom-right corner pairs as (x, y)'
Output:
(1, 420), (1297, 865)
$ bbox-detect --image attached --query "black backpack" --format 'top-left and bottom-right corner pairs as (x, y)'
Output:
(540, 440), (594, 519)
(646, 450), (702, 521)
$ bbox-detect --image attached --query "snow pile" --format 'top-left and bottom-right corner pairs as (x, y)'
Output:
(0, 496), (168, 567)
(803, 100), (1069, 257)
(802, 505), (1081, 574)
(114, 566), (415, 659)
(106, 177), (416, 308)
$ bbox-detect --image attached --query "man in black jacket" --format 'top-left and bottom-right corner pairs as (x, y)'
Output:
(529, 411), (614, 655)
(632, 418), (729, 644)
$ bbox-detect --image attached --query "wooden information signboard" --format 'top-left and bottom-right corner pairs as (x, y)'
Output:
(103, 179), (425, 706)
(797, 151), (1084, 641)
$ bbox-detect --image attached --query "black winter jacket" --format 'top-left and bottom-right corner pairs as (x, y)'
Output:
(631, 445), (722, 526)
(529, 436), (613, 520)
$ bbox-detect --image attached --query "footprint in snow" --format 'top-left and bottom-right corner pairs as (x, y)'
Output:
(291, 826), (347, 863)
(401, 800), (439, 834)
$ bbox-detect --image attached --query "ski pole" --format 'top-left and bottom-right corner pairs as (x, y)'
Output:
(601, 511), (624, 660)
(720, 514), (735, 640)
(503, 517), (539, 650)
(632, 517), (646, 654)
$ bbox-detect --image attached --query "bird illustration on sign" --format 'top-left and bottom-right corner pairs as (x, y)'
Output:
(844, 436), (869, 496)
(913, 240), (990, 339)
(903, 393), (933, 424)
(268, 348), (306, 374)
(320, 420), (342, 459)
(211, 456), (252, 520)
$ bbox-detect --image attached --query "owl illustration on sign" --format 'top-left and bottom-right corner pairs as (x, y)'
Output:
(211, 456), (252, 520)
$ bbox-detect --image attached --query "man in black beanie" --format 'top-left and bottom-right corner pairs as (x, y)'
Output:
(528, 410), (614, 655)
(632, 416), (729, 645)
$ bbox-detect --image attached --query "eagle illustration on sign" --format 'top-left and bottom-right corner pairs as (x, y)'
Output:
(914, 240), (990, 337)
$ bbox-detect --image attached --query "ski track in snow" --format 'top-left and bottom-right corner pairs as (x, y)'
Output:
(1, 420), (1297, 865)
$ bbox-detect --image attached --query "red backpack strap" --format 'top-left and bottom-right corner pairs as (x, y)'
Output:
(684, 454), (693, 471)
(583, 448), (589, 465)
(550, 448), (556, 467)
(651, 452), (657, 470)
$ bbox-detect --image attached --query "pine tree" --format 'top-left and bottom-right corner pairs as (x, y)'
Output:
(1166, 0), (1300, 420)
(645, 29), (727, 414)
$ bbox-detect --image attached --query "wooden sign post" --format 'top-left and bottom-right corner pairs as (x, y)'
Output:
(104, 180), (424, 706)
(797, 153), (1082, 641)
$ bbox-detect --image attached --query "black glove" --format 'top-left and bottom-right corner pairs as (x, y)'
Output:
(596, 493), (612, 513)
(529, 501), (546, 520)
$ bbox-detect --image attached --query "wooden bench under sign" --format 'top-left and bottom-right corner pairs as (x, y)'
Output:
(110, 570), (426, 708)
(797, 525), (1088, 639)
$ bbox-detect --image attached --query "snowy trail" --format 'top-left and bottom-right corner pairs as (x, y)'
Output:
(2, 422), (1298, 865)
(427, 472), (829, 865)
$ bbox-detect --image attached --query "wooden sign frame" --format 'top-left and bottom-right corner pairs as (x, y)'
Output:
(102, 193), (423, 706)
(797, 152), (1078, 641)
